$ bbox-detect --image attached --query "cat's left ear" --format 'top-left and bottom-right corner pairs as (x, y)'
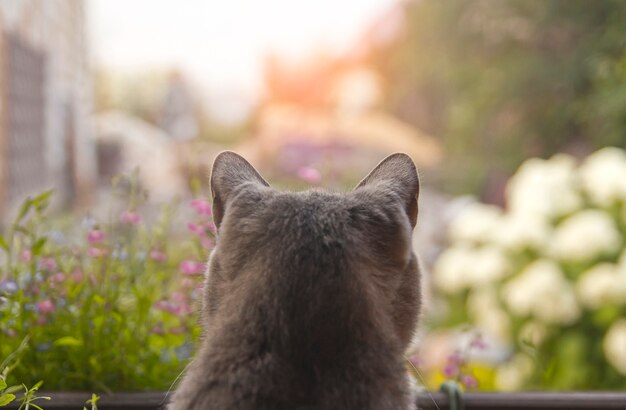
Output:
(210, 151), (269, 230)
(354, 153), (420, 227)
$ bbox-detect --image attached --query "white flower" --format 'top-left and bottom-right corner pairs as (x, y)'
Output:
(470, 246), (511, 285)
(502, 260), (580, 324)
(604, 319), (626, 375)
(576, 263), (626, 309)
(434, 246), (510, 293)
(495, 353), (534, 391)
(579, 147), (626, 207)
(467, 287), (511, 342)
(549, 210), (621, 262)
(492, 211), (552, 250)
(449, 202), (503, 244)
(433, 246), (475, 294)
(506, 154), (581, 219)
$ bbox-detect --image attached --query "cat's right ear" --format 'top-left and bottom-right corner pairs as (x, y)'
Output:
(210, 151), (269, 230)
(354, 153), (420, 227)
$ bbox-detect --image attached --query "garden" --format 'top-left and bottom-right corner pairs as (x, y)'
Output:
(1, 147), (626, 409)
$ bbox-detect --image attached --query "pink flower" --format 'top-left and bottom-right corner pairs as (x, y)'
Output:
(187, 223), (205, 237)
(170, 291), (187, 303)
(87, 229), (105, 243)
(70, 270), (84, 282)
(180, 260), (204, 276)
(88, 247), (107, 258)
(20, 250), (32, 263)
(190, 199), (212, 216)
(37, 299), (55, 314)
(49, 272), (66, 284)
(40, 257), (57, 271)
(297, 166), (321, 184)
(120, 211), (142, 224)
(205, 222), (216, 232)
(181, 278), (194, 288)
(149, 249), (167, 263)
(154, 300), (169, 311)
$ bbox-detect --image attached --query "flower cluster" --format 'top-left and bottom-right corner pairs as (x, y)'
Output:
(433, 147), (626, 390)
(0, 189), (214, 391)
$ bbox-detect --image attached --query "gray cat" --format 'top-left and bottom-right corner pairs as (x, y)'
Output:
(169, 151), (422, 410)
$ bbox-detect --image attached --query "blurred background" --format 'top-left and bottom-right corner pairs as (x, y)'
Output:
(1, 0), (625, 212)
(1, 0), (626, 393)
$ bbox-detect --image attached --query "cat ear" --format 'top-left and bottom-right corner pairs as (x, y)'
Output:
(210, 151), (269, 230)
(355, 153), (420, 227)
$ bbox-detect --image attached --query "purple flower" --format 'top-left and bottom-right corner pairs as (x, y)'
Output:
(150, 249), (168, 263)
(460, 374), (479, 389)
(37, 299), (55, 314)
(87, 229), (105, 243)
(40, 257), (57, 271)
(470, 335), (488, 350)
(191, 199), (212, 216)
(443, 363), (459, 378)
(0, 280), (18, 294)
(180, 260), (204, 276)
(120, 211), (142, 225)
(297, 166), (321, 184)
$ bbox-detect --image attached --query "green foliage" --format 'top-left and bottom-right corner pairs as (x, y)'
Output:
(375, 0), (626, 195)
(1, 338), (50, 409)
(83, 393), (99, 410)
(0, 174), (213, 391)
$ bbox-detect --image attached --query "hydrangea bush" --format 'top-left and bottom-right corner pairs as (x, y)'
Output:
(0, 174), (213, 391)
(433, 147), (626, 390)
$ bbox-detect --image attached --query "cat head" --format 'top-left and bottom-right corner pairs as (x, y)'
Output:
(205, 151), (421, 349)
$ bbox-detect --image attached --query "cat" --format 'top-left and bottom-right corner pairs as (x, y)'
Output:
(168, 151), (422, 410)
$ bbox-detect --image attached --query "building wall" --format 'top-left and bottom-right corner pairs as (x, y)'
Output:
(0, 0), (96, 218)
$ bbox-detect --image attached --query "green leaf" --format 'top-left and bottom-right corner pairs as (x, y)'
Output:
(15, 198), (33, 224)
(0, 235), (8, 252)
(31, 238), (47, 256)
(54, 337), (83, 348)
(31, 190), (54, 210)
(0, 378), (6, 390)
(0, 393), (16, 406)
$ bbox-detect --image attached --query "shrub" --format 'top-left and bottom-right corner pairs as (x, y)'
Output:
(432, 147), (626, 390)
